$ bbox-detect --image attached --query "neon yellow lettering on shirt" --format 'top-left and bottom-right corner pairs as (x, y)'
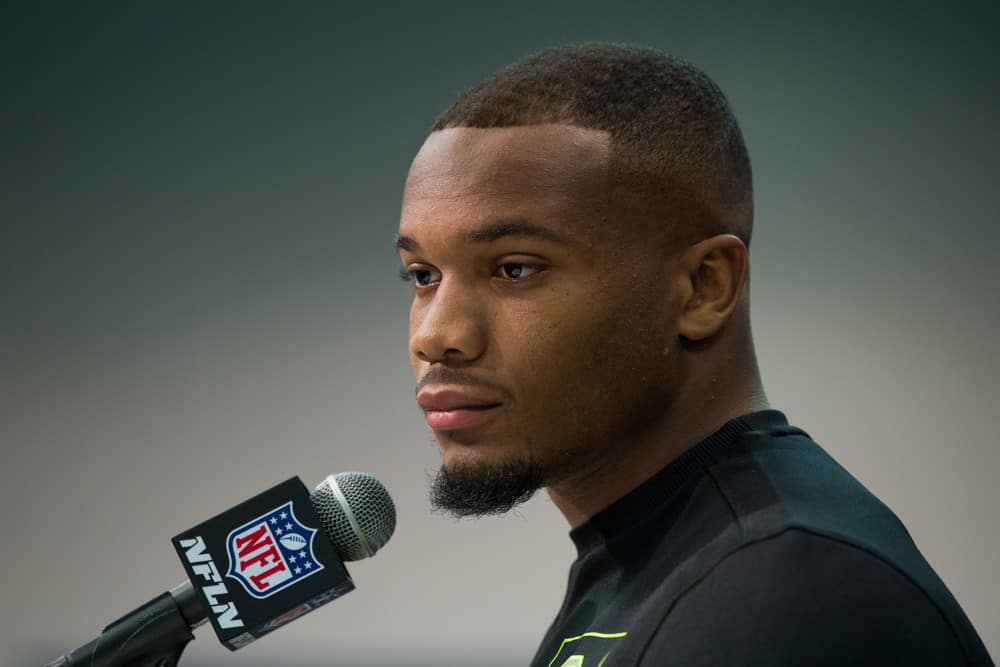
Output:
(546, 631), (628, 667)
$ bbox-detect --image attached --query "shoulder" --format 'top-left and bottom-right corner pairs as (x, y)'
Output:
(640, 528), (980, 666)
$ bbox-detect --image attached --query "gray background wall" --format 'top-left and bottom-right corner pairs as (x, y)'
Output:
(3, 2), (997, 665)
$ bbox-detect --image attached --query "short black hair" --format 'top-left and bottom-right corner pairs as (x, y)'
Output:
(433, 43), (753, 247)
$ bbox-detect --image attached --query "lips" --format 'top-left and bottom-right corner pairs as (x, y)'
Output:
(417, 386), (504, 430)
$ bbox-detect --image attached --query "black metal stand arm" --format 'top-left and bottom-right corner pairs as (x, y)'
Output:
(45, 581), (207, 667)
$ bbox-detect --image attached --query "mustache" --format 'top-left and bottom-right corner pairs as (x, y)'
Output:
(415, 366), (512, 401)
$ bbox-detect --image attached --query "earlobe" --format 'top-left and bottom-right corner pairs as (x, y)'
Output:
(676, 235), (748, 341)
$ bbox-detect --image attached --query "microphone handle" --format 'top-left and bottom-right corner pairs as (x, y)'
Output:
(46, 582), (207, 667)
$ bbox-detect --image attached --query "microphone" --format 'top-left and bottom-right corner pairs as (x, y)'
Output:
(47, 472), (396, 667)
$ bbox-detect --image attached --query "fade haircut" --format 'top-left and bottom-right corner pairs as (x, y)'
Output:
(432, 43), (753, 248)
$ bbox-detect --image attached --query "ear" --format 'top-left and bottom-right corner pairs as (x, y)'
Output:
(675, 234), (749, 341)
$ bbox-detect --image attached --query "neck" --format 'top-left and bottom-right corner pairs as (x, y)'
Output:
(547, 353), (768, 529)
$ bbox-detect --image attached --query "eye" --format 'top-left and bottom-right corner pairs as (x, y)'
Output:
(400, 265), (441, 288)
(495, 263), (543, 281)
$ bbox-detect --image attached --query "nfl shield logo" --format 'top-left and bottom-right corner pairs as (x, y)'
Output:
(225, 501), (325, 598)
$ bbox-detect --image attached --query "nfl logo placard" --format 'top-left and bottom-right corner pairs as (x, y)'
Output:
(173, 477), (355, 650)
(225, 501), (324, 598)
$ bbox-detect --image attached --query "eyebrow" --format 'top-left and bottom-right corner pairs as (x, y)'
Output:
(394, 233), (419, 253)
(395, 218), (568, 253)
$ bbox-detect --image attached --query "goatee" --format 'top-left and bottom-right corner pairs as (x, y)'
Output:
(430, 458), (544, 517)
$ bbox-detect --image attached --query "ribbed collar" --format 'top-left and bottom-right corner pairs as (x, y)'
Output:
(568, 409), (791, 555)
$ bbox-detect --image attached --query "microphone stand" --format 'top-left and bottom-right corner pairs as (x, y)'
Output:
(45, 581), (207, 667)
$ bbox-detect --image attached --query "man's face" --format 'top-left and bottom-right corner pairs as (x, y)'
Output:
(397, 125), (680, 515)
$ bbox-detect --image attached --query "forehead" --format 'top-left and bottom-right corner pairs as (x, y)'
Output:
(400, 125), (611, 242)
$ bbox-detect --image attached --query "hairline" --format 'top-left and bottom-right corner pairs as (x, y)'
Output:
(425, 120), (709, 252)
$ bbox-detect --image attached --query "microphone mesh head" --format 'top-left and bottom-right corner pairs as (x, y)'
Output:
(310, 472), (396, 562)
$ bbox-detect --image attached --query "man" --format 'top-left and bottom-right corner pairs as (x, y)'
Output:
(396, 43), (992, 666)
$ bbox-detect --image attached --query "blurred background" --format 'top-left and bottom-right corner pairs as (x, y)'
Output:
(3, 1), (997, 665)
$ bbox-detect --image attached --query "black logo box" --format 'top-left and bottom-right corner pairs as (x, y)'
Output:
(172, 477), (354, 650)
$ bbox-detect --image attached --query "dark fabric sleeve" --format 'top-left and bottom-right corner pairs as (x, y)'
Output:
(642, 529), (977, 666)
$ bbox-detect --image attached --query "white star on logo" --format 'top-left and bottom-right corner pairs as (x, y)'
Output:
(279, 511), (288, 519)
(294, 566), (302, 574)
(298, 550), (306, 558)
(269, 517), (278, 525)
(304, 562), (312, 569)
(285, 522), (293, 530)
(276, 527), (284, 535)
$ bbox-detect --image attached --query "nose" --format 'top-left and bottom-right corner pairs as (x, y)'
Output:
(409, 280), (487, 365)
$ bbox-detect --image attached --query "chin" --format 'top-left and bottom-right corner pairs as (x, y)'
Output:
(439, 444), (498, 472)
(437, 436), (524, 471)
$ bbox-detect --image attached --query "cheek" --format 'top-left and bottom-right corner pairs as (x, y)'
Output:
(407, 300), (423, 376)
(504, 296), (632, 392)
(505, 287), (674, 416)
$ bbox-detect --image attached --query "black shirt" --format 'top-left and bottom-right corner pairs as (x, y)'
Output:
(530, 410), (992, 666)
